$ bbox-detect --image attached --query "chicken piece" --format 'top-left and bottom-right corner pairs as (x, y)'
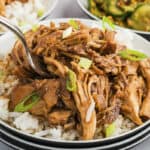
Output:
(67, 44), (87, 56)
(44, 57), (67, 78)
(88, 30), (121, 55)
(0, 0), (6, 16)
(97, 95), (121, 125)
(10, 84), (34, 111)
(88, 49), (123, 75)
(104, 30), (116, 42)
(12, 40), (25, 65)
(87, 28), (104, 50)
(11, 31), (41, 78)
(64, 120), (75, 130)
(29, 100), (48, 118)
(11, 46), (32, 78)
(9, 80), (46, 111)
(12, 31), (36, 67)
(6, 0), (28, 4)
(89, 28), (104, 41)
(101, 41), (117, 55)
(140, 59), (150, 118)
(72, 62), (96, 140)
(62, 30), (90, 46)
(123, 61), (139, 75)
(13, 65), (34, 78)
(33, 30), (63, 55)
(48, 110), (72, 125)
(42, 79), (60, 111)
(92, 75), (110, 111)
(121, 75), (144, 125)
(60, 79), (76, 110)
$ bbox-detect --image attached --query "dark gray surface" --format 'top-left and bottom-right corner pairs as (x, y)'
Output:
(0, 0), (149, 149)
(0, 138), (150, 150)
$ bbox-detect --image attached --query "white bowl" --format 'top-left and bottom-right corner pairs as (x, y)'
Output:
(0, 18), (150, 145)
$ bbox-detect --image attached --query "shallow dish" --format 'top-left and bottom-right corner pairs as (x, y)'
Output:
(0, 18), (150, 148)
(77, 0), (150, 39)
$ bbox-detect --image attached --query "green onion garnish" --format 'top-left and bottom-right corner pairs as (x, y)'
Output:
(105, 122), (116, 137)
(66, 69), (77, 92)
(0, 70), (5, 80)
(18, 21), (27, 27)
(69, 19), (79, 30)
(37, 9), (44, 17)
(102, 16), (115, 30)
(32, 24), (39, 32)
(14, 92), (40, 112)
(118, 49), (148, 61)
(79, 57), (92, 69)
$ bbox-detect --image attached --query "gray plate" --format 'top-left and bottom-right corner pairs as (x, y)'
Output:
(77, 0), (150, 36)
(0, 125), (149, 149)
(0, 18), (150, 148)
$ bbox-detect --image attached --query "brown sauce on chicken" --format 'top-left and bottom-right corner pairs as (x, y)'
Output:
(5, 21), (150, 140)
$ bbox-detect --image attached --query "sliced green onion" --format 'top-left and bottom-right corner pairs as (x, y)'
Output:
(66, 69), (77, 92)
(105, 122), (116, 137)
(14, 92), (40, 112)
(62, 27), (72, 39)
(69, 19), (79, 30)
(118, 49), (148, 61)
(79, 57), (92, 69)
(37, 9), (44, 17)
(0, 70), (5, 80)
(18, 21), (27, 27)
(102, 16), (115, 30)
(32, 24), (39, 32)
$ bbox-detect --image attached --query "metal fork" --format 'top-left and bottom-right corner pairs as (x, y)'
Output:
(0, 16), (49, 77)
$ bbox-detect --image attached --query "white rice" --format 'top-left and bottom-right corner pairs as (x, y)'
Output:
(1, 0), (47, 31)
(48, 126), (62, 139)
(62, 130), (78, 140)
(0, 97), (9, 121)
(35, 129), (51, 137)
(9, 112), (23, 118)
(0, 74), (18, 96)
(105, 115), (136, 138)
(13, 112), (39, 133)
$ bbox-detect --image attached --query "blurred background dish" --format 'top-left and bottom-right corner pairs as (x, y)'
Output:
(0, 0), (58, 33)
(77, 0), (150, 40)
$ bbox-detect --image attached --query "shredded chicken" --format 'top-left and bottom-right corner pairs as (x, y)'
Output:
(93, 75), (110, 111)
(140, 59), (150, 118)
(72, 62), (96, 140)
(120, 75), (144, 125)
(2, 20), (149, 140)
(97, 96), (121, 125)
(48, 110), (72, 125)
(0, 0), (6, 15)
